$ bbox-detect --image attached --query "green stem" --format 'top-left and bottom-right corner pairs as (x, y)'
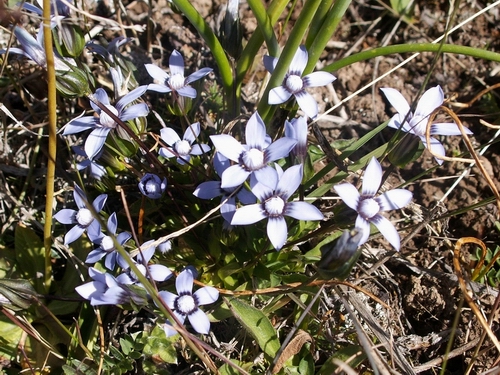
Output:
(235, 0), (288, 105)
(305, 0), (351, 74)
(324, 43), (500, 73)
(304, 0), (334, 49)
(257, 0), (323, 125)
(171, 0), (233, 114)
(246, 0), (279, 57)
(43, 0), (56, 294)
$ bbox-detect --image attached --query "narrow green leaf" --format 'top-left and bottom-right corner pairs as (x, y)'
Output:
(225, 297), (280, 359)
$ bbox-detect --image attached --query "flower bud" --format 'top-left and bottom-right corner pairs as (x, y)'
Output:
(316, 228), (363, 280)
(138, 173), (167, 199)
(54, 23), (86, 58)
(56, 68), (91, 97)
(219, 0), (242, 59)
(0, 279), (37, 311)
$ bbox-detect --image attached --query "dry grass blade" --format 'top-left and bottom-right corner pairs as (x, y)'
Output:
(271, 329), (313, 374)
(453, 237), (500, 354)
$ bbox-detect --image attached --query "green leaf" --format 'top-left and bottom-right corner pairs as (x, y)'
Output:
(141, 325), (178, 364)
(14, 225), (45, 293)
(225, 297), (280, 359)
(0, 314), (24, 361)
(317, 345), (366, 375)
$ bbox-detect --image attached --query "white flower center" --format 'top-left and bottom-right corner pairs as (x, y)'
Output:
(101, 235), (115, 252)
(99, 105), (118, 128)
(176, 294), (196, 315)
(358, 198), (380, 220)
(285, 75), (304, 93)
(169, 73), (185, 90)
(175, 140), (192, 156)
(241, 148), (265, 171)
(76, 208), (93, 227)
(145, 179), (161, 195)
(265, 196), (285, 217)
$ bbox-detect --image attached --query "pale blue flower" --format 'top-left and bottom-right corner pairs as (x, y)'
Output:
(85, 213), (131, 270)
(159, 122), (211, 165)
(381, 86), (473, 165)
(5, 26), (71, 71)
(193, 153), (256, 223)
(231, 164), (324, 250)
(75, 267), (146, 306)
(334, 157), (413, 251)
(145, 50), (212, 98)
(117, 240), (173, 285)
(86, 37), (133, 66)
(138, 173), (167, 199)
(53, 185), (107, 245)
(158, 267), (219, 336)
(72, 146), (106, 179)
(210, 112), (297, 189)
(20, 0), (70, 18)
(264, 45), (336, 119)
(63, 86), (148, 159)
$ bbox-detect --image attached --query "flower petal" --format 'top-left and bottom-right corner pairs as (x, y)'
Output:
(220, 165), (250, 189)
(267, 217), (288, 250)
(148, 265), (173, 282)
(194, 181), (223, 199)
(85, 249), (105, 264)
(191, 143), (211, 155)
(264, 137), (297, 163)
(188, 308), (211, 334)
(290, 45), (308, 75)
(245, 112), (267, 149)
(252, 167), (278, 192)
(371, 214), (401, 251)
(377, 189), (412, 211)
(231, 204), (266, 225)
(169, 50), (185, 77)
(303, 71), (336, 87)
(177, 86), (197, 98)
(54, 209), (76, 224)
(380, 87), (410, 116)
(294, 91), (318, 119)
(210, 135), (245, 162)
(160, 128), (181, 146)
(176, 268), (194, 295)
(185, 67), (212, 85)
(63, 116), (97, 135)
(361, 157), (382, 197)
(64, 225), (85, 245)
(195, 286), (219, 305)
(286, 202), (323, 221)
(120, 103), (149, 121)
(334, 183), (360, 211)
(430, 122), (472, 136)
(355, 216), (371, 246)
(183, 122), (201, 144)
(145, 64), (168, 83)
(415, 86), (444, 119)
(420, 136), (446, 164)
(85, 127), (110, 160)
(276, 164), (302, 199)
(263, 55), (278, 73)
(147, 83), (172, 93)
(268, 86), (292, 105)
(107, 212), (117, 234)
(158, 291), (178, 309)
(75, 280), (106, 300)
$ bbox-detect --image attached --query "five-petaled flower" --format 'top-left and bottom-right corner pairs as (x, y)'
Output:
(85, 212), (132, 270)
(54, 185), (107, 245)
(63, 86), (148, 160)
(159, 122), (211, 165)
(193, 153), (256, 224)
(138, 173), (167, 199)
(76, 267), (146, 306)
(231, 164), (324, 250)
(210, 112), (297, 189)
(158, 267), (219, 336)
(72, 146), (106, 180)
(117, 240), (173, 286)
(381, 86), (472, 165)
(145, 50), (212, 98)
(264, 45), (336, 119)
(333, 157), (413, 251)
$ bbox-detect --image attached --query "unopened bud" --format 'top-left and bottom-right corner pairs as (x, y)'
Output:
(56, 68), (91, 97)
